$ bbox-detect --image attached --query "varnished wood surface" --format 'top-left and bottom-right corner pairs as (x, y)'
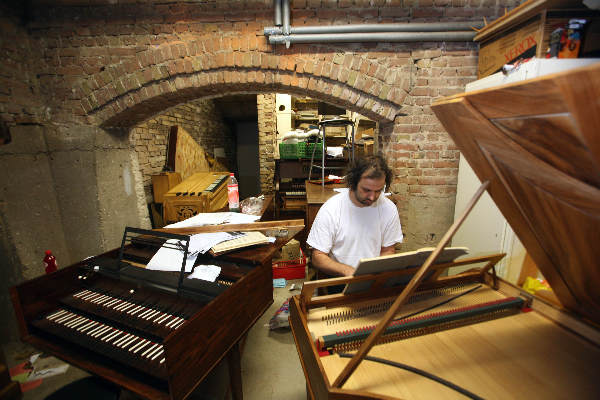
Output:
(431, 62), (600, 324)
(305, 181), (346, 205)
(320, 311), (600, 399)
(290, 272), (600, 399)
(158, 219), (305, 266)
(10, 242), (275, 400)
(305, 182), (346, 235)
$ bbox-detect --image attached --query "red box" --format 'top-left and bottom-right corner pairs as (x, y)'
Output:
(272, 249), (306, 280)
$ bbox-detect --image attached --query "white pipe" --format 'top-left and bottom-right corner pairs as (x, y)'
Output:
(264, 22), (481, 36)
(268, 31), (476, 44)
(282, 0), (290, 35)
(273, 0), (282, 27)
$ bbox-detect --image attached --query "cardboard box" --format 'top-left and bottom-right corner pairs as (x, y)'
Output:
(474, 0), (598, 78)
(478, 18), (540, 78)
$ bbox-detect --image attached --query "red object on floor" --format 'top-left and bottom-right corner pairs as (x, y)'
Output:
(272, 249), (306, 280)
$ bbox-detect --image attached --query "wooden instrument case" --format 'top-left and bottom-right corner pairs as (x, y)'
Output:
(289, 63), (600, 399)
(11, 221), (304, 399)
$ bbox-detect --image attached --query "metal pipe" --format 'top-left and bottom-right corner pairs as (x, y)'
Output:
(264, 22), (481, 36)
(268, 31), (476, 44)
(273, 0), (282, 27)
(282, 0), (290, 35)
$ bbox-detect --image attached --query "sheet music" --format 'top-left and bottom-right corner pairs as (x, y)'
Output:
(146, 239), (197, 272)
(146, 232), (239, 272)
(188, 264), (221, 282)
(211, 231), (275, 254)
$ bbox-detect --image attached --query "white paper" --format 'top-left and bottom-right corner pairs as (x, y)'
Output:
(165, 212), (261, 228)
(146, 239), (197, 272)
(146, 232), (242, 272)
(326, 146), (344, 158)
(187, 264), (221, 282)
(165, 212), (230, 228)
(190, 232), (239, 254)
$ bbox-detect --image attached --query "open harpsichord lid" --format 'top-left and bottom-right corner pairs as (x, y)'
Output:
(431, 62), (600, 325)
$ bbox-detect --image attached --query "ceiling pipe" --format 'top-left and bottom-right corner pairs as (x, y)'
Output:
(268, 31), (477, 44)
(266, 1), (479, 46)
(273, 0), (282, 27)
(264, 21), (482, 36)
(282, 0), (291, 35)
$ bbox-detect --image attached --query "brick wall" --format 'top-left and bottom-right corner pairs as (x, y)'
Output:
(0, 0), (523, 260)
(0, 0), (526, 344)
(131, 99), (235, 202)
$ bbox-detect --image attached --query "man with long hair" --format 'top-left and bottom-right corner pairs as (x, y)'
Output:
(307, 155), (403, 279)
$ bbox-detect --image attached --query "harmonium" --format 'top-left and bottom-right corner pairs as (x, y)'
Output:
(290, 63), (600, 399)
(10, 222), (298, 400)
(163, 172), (229, 224)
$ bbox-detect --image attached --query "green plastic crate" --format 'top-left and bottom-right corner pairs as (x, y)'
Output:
(279, 142), (323, 159)
(299, 142), (323, 158)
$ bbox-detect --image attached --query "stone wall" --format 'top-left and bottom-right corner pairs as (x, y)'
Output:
(257, 94), (276, 193)
(131, 99), (235, 202)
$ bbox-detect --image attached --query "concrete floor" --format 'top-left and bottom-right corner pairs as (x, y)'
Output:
(3, 280), (308, 400)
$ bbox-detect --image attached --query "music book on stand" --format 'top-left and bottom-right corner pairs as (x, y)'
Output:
(344, 246), (469, 294)
(209, 231), (271, 256)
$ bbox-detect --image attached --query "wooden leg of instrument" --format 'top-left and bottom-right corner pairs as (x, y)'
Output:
(227, 341), (243, 400)
(306, 383), (313, 400)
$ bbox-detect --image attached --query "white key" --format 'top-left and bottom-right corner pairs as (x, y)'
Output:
(172, 320), (186, 330)
(144, 310), (161, 320)
(130, 339), (148, 353)
(147, 346), (163, 359)
(119, 303), (136, 313)
(92, 325), (111, 338)
(79, 321), (99, 333)
(142, 343), (159, 357)
(137, 308), (154, 318)
(86, 323), (105, 336)
(61, 315), (80, 327)
(127, 305), (143, 315)
(67, 317), (88, 329)
(154, 313), (172, 324)
(105, 298), (121, 307)
(56, 313), (77, 324)
(103, 329), (121, 342)
(121, 335), (139, 349)
(113, 333), (133, 347)
(47, 309), (68, 320)
(73, 290), (90, 298)
(81, 291), (101, 301)
(151, 348), (165, 361)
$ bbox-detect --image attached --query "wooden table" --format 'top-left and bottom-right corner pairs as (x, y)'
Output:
(305, 181), (346, 234)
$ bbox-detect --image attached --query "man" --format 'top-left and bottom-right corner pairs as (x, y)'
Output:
(307, 155), (403, 279)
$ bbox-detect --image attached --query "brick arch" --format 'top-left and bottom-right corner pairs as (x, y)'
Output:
(77, 39), (407, 129)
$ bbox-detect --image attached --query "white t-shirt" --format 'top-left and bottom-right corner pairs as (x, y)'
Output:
(306, 190), (403, 269)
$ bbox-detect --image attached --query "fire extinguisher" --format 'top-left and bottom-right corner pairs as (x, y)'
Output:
(43, 250), (58, 274)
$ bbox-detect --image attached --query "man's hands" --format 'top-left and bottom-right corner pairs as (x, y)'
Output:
(311, 249), (355, 277)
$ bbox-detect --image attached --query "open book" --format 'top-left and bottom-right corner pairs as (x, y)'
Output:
(210, 231), (271, 255)
(344, 246), (469, 294)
